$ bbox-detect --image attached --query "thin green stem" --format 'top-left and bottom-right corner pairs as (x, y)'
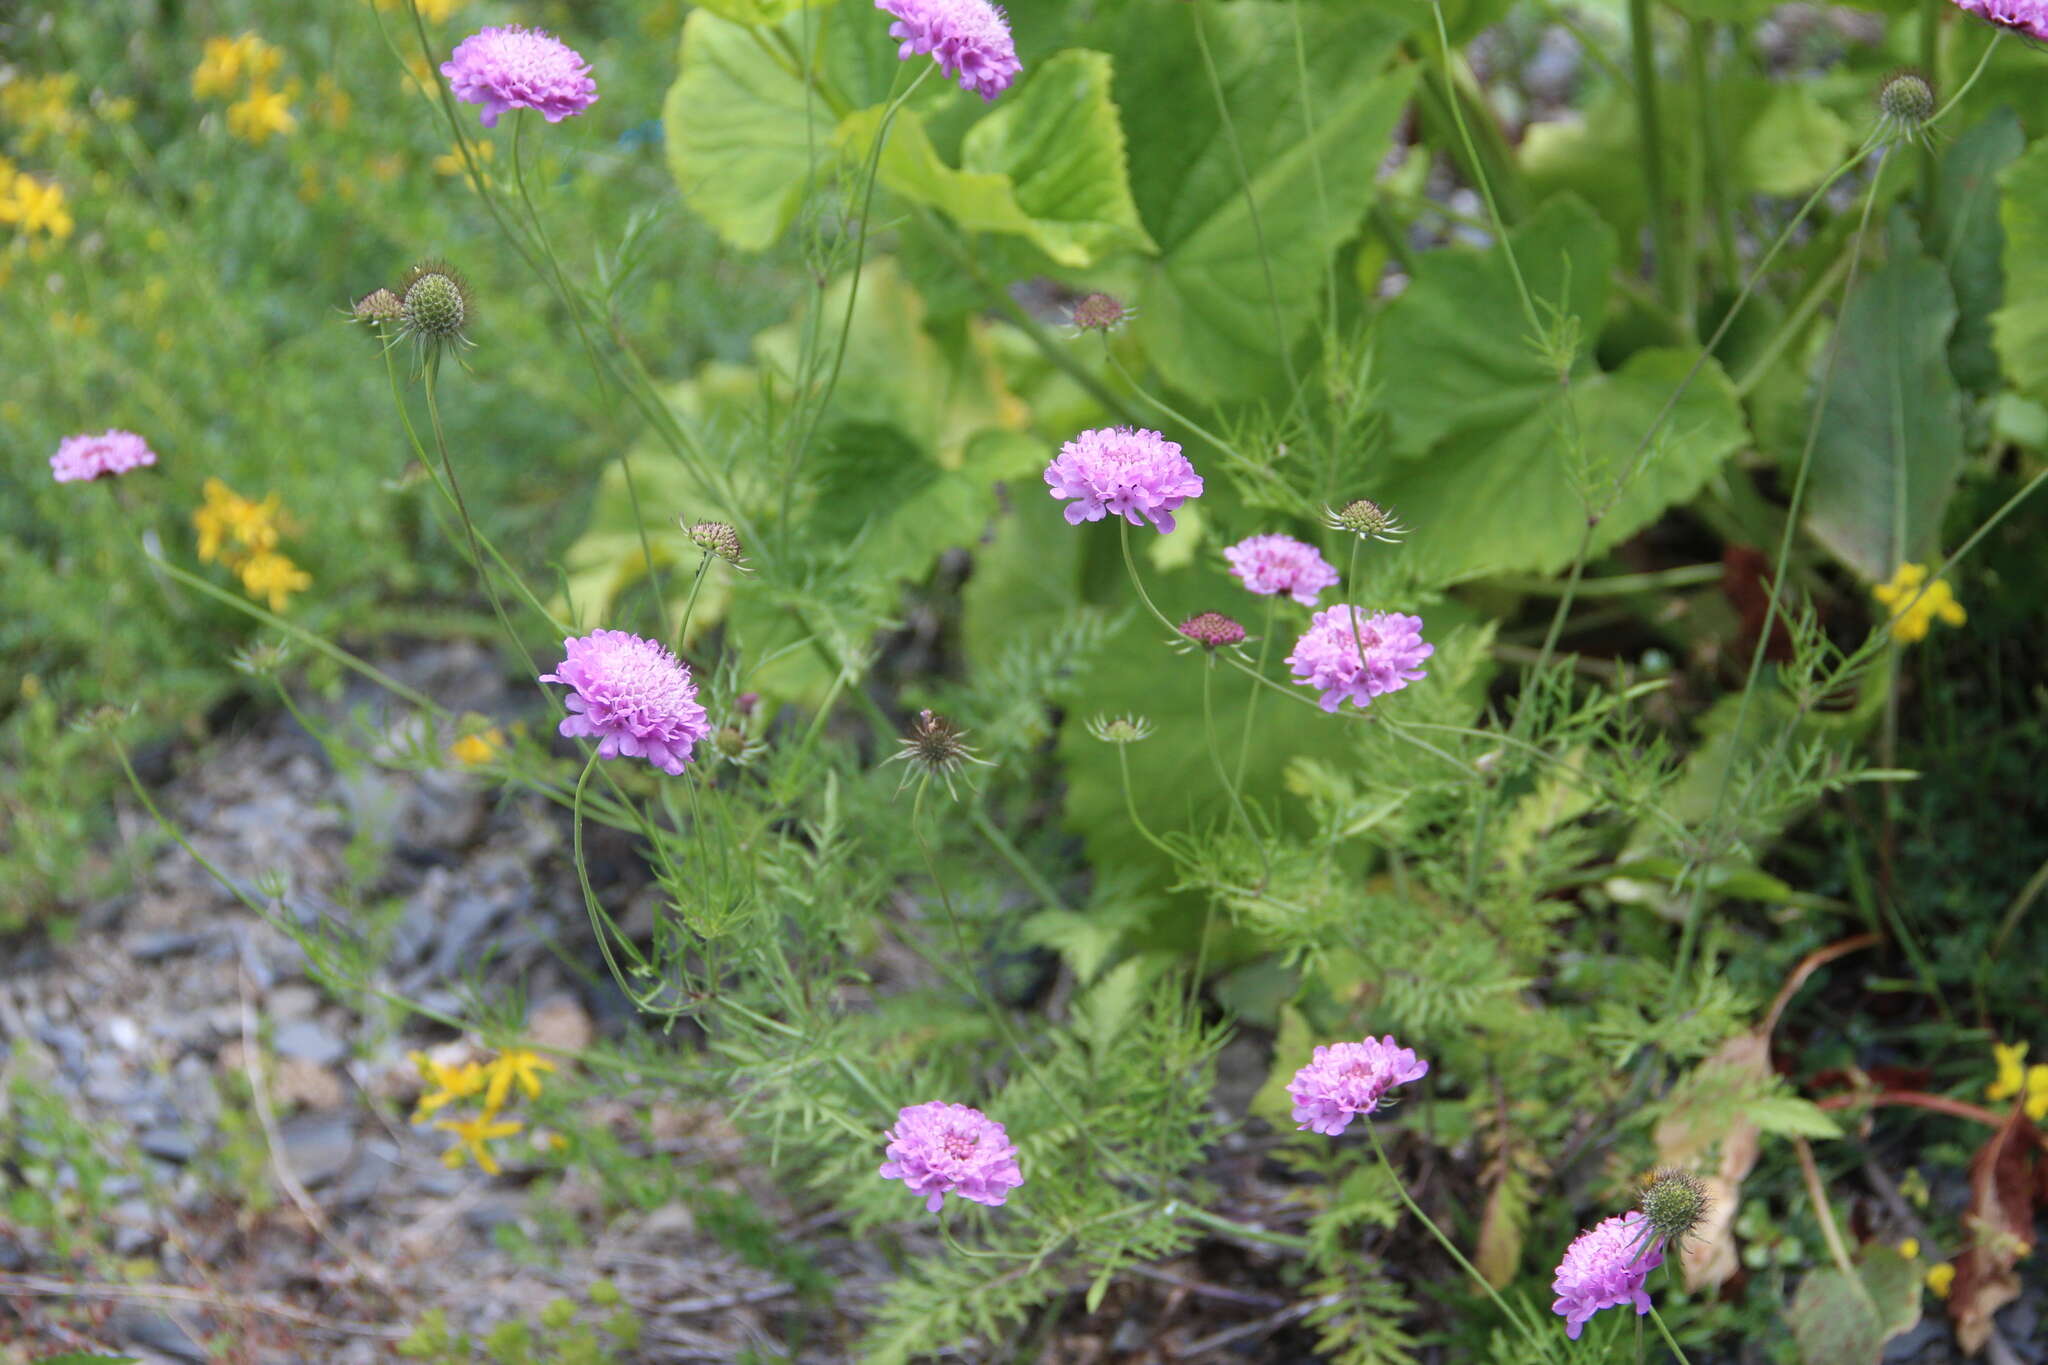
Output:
(1429, 2), (1541, 337)
(1489, 563), (1723, 597)
(1115, 744), (1182, 863)
(1628, 0), (1676, 310)
(1691, 21), (1738, 291)
(969, 805), (1071, 915)
(1192, 0), (1299, 391)
(1235, 597), (1279, 787)
(677, 555), (713, 653)
(1118, 520), (1180, 636)
(1646, 1306), (1693, 1364)
(1365, 1125), (1528, 1330)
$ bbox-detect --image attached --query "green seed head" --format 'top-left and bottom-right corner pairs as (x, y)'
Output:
(1086, 713), (1155, 745)
(1878, 71), (1935, 127)
(1638, 1169), (1711, 1254)
(399, 262), (470, 343)
(352, 287), (403, 325)
(1325, 497), (1410, 542)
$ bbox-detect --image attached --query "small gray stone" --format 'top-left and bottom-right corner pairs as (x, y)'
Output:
(266, 984), (321, 1019)
(273, 1018), (347, 1066)
(130, 931), (206, 962)
(111, 1306), (208, 1362)
(277, 1111), (355, 1187)
(138, 1127), (196, 1164)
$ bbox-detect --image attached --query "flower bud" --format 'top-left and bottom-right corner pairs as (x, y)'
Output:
(399, 261), (471, 347)
(1876, 71), (1936, 144)
(1176, 611), (1246, 652)
(1068, 291), (1133, 335)
(1637, 1168), (1711, 1256)
(1324, 498), (1410, 543)
(1085, 713), (1155, 744)
(352, 287), (403, 325)
(685, 519), (745, 568)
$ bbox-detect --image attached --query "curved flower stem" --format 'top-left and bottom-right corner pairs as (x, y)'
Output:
(1235, 597), (1279, 788)
(1646, 1306), (1693, 1364)
(1105, 350), (1252, 470)
(676, 555), (713, 654)
(1115, 744), (1183, 864)
(421, 356), (538, 677)
(1342, 538), (1371, 678)
(969, 803), (1072, 915)
(1202, 662), (1268, 881)
(1118, 519), (1181, 636)
(1365, 1124), (1532, 1332)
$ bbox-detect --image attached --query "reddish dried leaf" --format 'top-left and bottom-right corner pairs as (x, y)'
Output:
(1949, 1105), (2043, 1354)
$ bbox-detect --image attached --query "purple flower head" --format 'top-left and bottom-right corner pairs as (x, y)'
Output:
(1225, 533), (1341, 606)
(1951, 0), (2048, 40)
(1286, 606), (1432, 713)
(1044, 427), (1203, 534)
(876, 0), (1021, 100)
(51, 429), (157, 484)
(1287, 1036), (1429, 1136)
(1551, 1212), (1665, 1340)
(441, 25), (598, 128)
(879, 1101), (1024, 1213)
(540, 629), (710, 775)
(1177, 611), (1246, 652)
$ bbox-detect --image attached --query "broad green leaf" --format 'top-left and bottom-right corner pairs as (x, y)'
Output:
(1740, 87), (1852, 197)
(1789, 1246), (1921, 1365)
(1374, 194), (1616, 457)
(663, 0), (893, 250)
(959, 50), (1155, 266)
(1374, 347), (1750, 585)
(664, 8), (831, 250)
(1930, 110), (2023, 392)
(692, 0), (831, 24)
(1111, 1), (1413, 397)
(1745, 1095), (1843, 1139)
(1805, 252), (1965, 581)
(839, 51), (1153, 269)
(1993, 134), (2048, 398)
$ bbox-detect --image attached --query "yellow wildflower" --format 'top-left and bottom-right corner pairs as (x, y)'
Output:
(448, 727), (506, 766)
(0, 156), (15, 197)
(238, 551), (312, 612)
(1988, 1041), (2029, 1102)
(435, 1114), (522, 1174)
(0, 74), (85, 152)
(2028, 1064), (2048, 1122)
(375, 0), (468, 22)
(226, 84), (297, 144)
(1897, 1237), (1920, 1260)
(433, 139), (494, 178)
(194, 478), (283, 566)
(408, 1050), (488, 1122)
(1925, 1262), (1955, 1298)
(482, 1048), (556, 1116)
(313, 75), (352, 130)
(1872, 563), (1965, 645)
(192, 33), (282, 100)
(1, 177), (75, 240)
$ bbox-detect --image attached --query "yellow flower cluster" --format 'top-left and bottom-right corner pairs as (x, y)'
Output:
(447, 720), (508, 766)
(1987, 1040), (2048, 1121)
(1, 73), (86, 154)
(0, 157), (73, 241)
(192, 34), (297, 145)
(409, 1045), (556, 1175)
(193, 478), (312, 611)
(374, 0), (470, 23)
(1872, 562), (1965, 645)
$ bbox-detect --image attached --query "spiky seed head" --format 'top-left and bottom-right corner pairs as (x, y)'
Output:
(352, 287), (403, 324)
(1325, 498), (1411, 542)
(1068, 292), (1132, 335)
(1085, 713), (1155, 745)
(1177, 611), (1247, 652)
(1637, 1169), (1711, 1255)
(399, 261), (471, 343)
(1877, 71), (1936, 138)
(231, 640), (293, 678)
(887, 708), (993, 798)
(685, 519), (745, 567)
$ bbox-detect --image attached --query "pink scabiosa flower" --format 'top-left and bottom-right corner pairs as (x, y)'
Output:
(875, 0), (1021, 100)
(879, 1101), (1024, 1213)
(441, 25), (598, 128)
(1551, 1212), (1665, 1340)
(539, 630), (710, 776)
(1286, 606), (1432, 713)
(1951, 0), (2048, 40)
(1287, 1036), (1428, 1136)
(1044, 427), (1203, 534)
(50, 429), (157, 483)
(1224, 534), (1340, 606)
(1176, 611), (1246, 653)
